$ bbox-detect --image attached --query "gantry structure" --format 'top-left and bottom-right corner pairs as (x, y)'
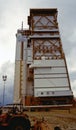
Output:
(14, 9), (73, 107)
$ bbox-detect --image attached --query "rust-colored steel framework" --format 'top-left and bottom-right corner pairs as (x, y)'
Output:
(29, 9), (62, 59)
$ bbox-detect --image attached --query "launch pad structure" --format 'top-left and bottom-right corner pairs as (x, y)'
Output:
(14, 8), (73, 108)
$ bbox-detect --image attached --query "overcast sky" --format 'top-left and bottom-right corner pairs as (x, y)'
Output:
(0, 0), (76, 105)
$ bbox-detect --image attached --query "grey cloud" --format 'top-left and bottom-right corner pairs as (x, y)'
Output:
(70, 71), (76, 81)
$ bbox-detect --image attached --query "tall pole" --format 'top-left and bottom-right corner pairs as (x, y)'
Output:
(2, 75), (7, 106)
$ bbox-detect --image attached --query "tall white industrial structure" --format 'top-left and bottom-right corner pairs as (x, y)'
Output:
(14, 9), (73, 106)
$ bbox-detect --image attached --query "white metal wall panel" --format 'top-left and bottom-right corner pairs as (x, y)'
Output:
(34, 27), (57, 31)
(14, 61), (26, 102)
(27, 48), (33, 63)
(34, 78), (69, 88)
(23, 40), (27, 61)
(34, 74), (67, 78)
(34, 68), (67, 74)
(22, 61), (27, 95)
(14, 61), (20, 102)
(27, 48), (32, 56)
(35, 88), (69, 92)
(15, 41), (21, 60)
(14, 62), (20, 83)
(34, 90), (73, 97)
(16, 35), (28, 61)
(29, 35), (59, 38)
(33, 59), (70, 97)
(33, 59), (65, 67)
(27, 57), (33, 64)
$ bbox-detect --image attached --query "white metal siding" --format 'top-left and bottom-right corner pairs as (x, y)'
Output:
(14, 61), (20, 102)
(34, 78), (69, 88)
(35, 88), (69, 92)
(34, 90), (73, 97)
(34, 68), (67, 74)
(33, 59), (71, 97)
(15, 41), (21, 60)
(34, 74), (67, 78)
(23, 40), (27, 61)
(27, 48), (33, 63)
(33, 59), (65, 67)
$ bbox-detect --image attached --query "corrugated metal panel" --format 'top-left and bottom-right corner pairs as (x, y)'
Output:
(34, 68), (67, 74)
(34, 74), (67, 78)
(35, 88), (69, 92)
(33, 59), (65, 67)
(33, 59), (70, 98)
(34, 78), (69, 87)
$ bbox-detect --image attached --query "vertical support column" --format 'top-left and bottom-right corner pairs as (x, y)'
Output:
(14, 33), (28, 104)
(22, 38), (27, 105)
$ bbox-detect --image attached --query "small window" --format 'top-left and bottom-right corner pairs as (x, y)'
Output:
(47, 92), (49, 95)
(27, 43), (30, 47)
(41, 92), (43, 95)
(27, 39), (31, 47)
